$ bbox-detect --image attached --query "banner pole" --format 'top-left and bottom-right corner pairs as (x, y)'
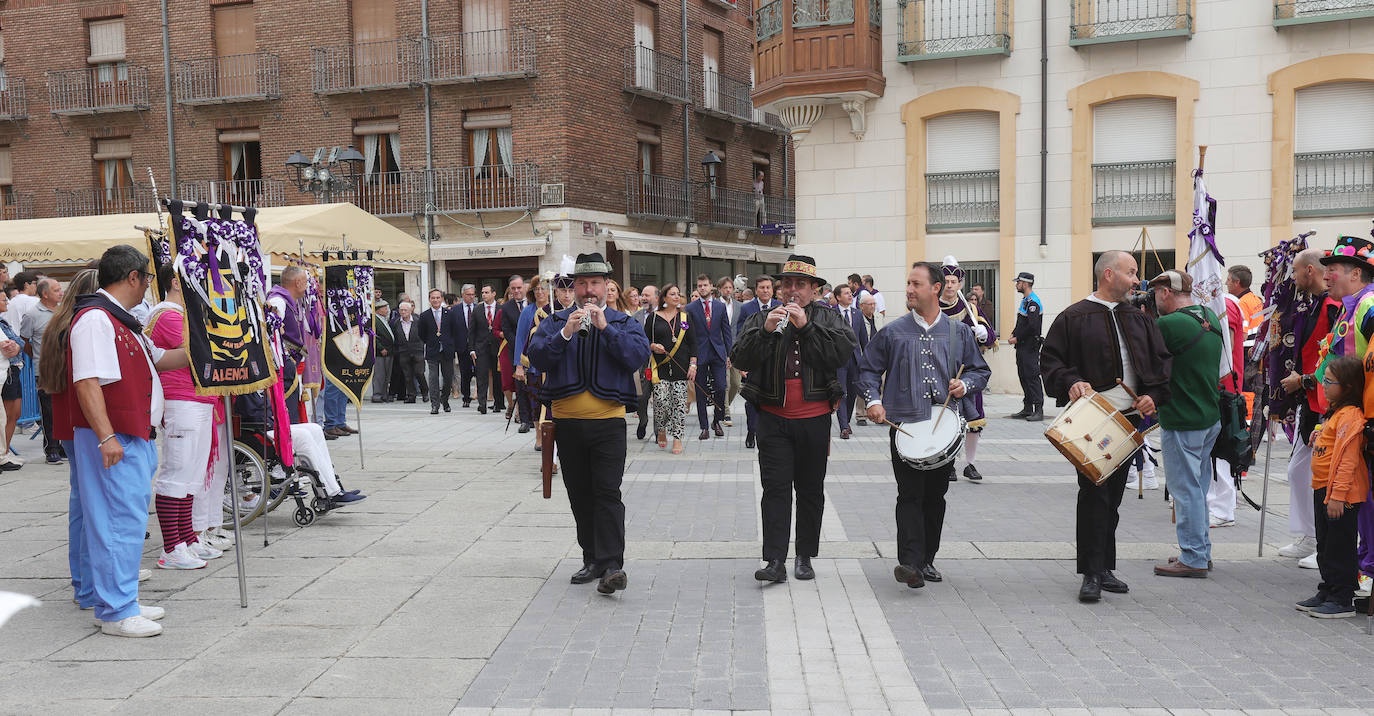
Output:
(223, 395), (248, 607)
(356, 401), (365, 470)
(1257, 416), (1274, 557)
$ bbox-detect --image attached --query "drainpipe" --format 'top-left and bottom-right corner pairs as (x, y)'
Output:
(1038, 0), (1047, 249)
(161, 0), (177, 197)
(421, 0), (436, 286)
(681, 0), (692, 237)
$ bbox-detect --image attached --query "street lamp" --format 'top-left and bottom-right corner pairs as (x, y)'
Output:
(286, 146), (366, 202)
(701, 150), (721, 198)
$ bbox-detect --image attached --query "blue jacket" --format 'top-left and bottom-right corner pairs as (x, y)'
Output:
(418, 306), (464, 361)
(527, 304), (651, 409)
(857, 312), (990, 424)
(836, 304), (869, 381)
(737, 297), (779, 325)
(685, 297), (733, 366)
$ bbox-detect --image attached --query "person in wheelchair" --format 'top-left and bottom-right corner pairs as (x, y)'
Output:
(234, 390), (366, 510)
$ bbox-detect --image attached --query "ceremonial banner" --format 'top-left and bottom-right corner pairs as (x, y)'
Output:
(322, 256), (375, 406)
(302, 268), (325, 391)
(1186, 165), (1232, 379)
(170, 204), (277, 395)
(1256, 232), (1313, 438)
(145, 228), (171, 303)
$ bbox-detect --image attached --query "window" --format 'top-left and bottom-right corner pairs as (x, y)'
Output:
(925, 111), (999, 230)
(637, 123), (660, 178)
(355, 118), (401, 182)
(352, 0), (398, 86)
(1070, 0), (1193, 44)
(88, 18), (127, 82)
(93, 137), (134, 213)
(464, 0), (510, 75)
(702, 29), (722, 110)
(0, 146), (15, 219)
(0, 28), (7, 92)
(633, 2), (656, 89)
(959, 261), (998, 331)
(897, 0), (1011, 62)
(1293, 82), (1374, 217)
(629, 253), (677, 292)
(1092, 97), (1176, 224)
(214, 3), (256, 98)
(752, 151), (770, 193)
(465, 109), (511, 178)
(705, 139), (726, 194)
(219, 129), (263, 205)
(689, 257), (732, 285)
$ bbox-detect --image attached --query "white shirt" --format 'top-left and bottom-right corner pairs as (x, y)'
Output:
(1086, 293), (1137, 412)
(5, 292), (37, 332)
(399, 317), (413, 340)
(71, 289), (165, 428)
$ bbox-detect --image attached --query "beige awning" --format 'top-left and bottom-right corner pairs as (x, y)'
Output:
(754, 246), (793, 263)
(430, 238), (547, 261)
(0, 202), (429, 266)
(606, 230), (698, 256)
(697, 238), (756, 261)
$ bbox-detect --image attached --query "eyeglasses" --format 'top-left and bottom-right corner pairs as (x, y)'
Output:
(1321, 376), (1341, 386)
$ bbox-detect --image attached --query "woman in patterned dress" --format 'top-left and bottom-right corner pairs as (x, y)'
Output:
(644, 284), (697, 455)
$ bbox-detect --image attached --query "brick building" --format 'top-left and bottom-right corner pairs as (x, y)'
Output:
(0, 0), (794, 297)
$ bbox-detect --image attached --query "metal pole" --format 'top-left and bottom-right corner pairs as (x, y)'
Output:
(421, 0), (437, 288)
(160, 0), (177, 198)
(1038, 0), (1048, 247)
(223, 395), (248, 607)
(356, 401), (365, 470)
(1257, 416), (1274, 557)
(680, 0), (691, 219)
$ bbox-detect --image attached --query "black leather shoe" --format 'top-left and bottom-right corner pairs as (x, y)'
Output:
(403, 398), (417, 404)
(1007, 407), (1030, 419)
(431, 406), (440, 415)
(462, 400), (471, 408)
(699, 429), (710, 441)
(921, 563), (942, 583)
(1025, 407), (1044, 422)
(745, 432), (755, 449)
(713, 422), (724, 437)
(518, 423), (531, 434)
(637, 423), (648, 440)
(894, 564), (925, 589)
(323, 431), (338, 441)
(597, 569), (628, 594)
(794, 557), (815, 581)
(371, 397), (385, 403)
(443, 402), (452, 412)
(478, 406), (487, 415)
(948, 471), (958, 482)
(1099, 570), (1129, 594)
(963, 465), (982, 481)
(570, 563), (603, 584)
(1079, 573), (1102, 602)
(754, 560), (787, 583)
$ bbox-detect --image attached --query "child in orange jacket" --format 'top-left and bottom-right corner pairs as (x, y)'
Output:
(1300, 355), (1368, 618)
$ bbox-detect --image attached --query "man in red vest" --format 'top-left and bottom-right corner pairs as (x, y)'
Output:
(56, 245), (187, 638)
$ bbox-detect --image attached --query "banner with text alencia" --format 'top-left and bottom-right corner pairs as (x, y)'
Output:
(322, 257), (375, 407)
(170, 205), (278, 396)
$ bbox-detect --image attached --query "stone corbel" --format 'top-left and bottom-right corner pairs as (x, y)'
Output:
(840, 97), (868, 141)
(777, 101), (825, 145)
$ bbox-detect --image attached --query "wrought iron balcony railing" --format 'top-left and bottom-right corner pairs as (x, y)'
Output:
(1275, 0), (1374, 25)
(55, 184), (156, 217)
(871, 0), (882, 26)
(898, 0), (1011, 62)
(174, 52), (281, 104)
(1070, 0), (1193, 45)
(926, 170), (999, 230)
(765, 194), (796, 226)
(622, 45), (690, 103)
(757, 0), (784, 40)
(697, 69), (755, 122)
(312, 38), (422, 93)
(179, 178), (287, 208)
(1092, 160), (1176, 224)
(426, 27), (537, 83)
(0, 192), (34, 220)
(627, 173), (693, 222)
(0, 79), (27, 120)
(47, 65), (151, 114)
(697, 186), (760, 229)
(1294, 149), (1374, 217)
(794, 0), (855, 27)
(328, 164), (540, 216)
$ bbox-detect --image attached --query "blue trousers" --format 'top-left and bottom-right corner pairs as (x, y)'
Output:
(1162, 422), (1221, 570)
(64, 439), (92, 607)
(71, 428), (157, 622)
(322, 382), (348, 429)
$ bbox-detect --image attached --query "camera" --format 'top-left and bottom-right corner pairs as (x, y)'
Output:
(1125, 289), (1156, 315)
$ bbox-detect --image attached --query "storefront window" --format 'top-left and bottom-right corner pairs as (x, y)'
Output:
(689, 257), (733, 284)
(746, 261), (781, 278)
(629, 253), (678, 292)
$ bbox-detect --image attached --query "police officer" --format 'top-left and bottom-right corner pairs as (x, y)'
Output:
(1007, 271), (1044, 421)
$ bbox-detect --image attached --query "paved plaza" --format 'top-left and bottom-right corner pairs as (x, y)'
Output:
(2, 392), (1372, 715)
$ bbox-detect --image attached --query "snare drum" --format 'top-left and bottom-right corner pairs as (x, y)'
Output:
(1043, 393), (1143, 485)
(893, 405), (966, 470)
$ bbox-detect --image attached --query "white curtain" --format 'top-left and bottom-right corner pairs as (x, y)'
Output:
(388, 132), (401, 170)
(363, 134), (379, 184)
(103, 159), (116, 201)
(471, 128), (489, 177)
(495, 127), (513, 177)
(230, 143), (244, 180)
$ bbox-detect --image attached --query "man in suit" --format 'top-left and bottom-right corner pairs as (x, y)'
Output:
(632, 285), (658, 440)
(452, 284), (477, 407)
(718, 276), (744, 427)
(418, 288), (462, 414)
(855, 293), (878, 425)
(500, 275), (533, 431)
(736, 274), (779, 449)
(392, 300), (425, 404)
(833, 284), (867, 439)
(686, 273), (733, 440)
(470, 284), (502, 414)
(371, 299), (395, 403)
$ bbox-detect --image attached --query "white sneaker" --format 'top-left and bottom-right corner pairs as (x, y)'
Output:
(202, 534), (232, 551)
(1125, 467), (1140, 490)
(99, 614), (162, 638)
(1298, 552), (1319, 569)
(209, 526), (235, 545)
(139, 569), (151, 582)
(1358, 574), (1373, 598)
(93, 604), (164, 627)
(1278, 535), (1318, 559)
(156, 543), (207, 570)
(1209, 515), (1236, 528)
(189, 540), (223, 560)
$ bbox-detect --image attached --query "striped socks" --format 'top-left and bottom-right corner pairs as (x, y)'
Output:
(154, 494), (196, 554)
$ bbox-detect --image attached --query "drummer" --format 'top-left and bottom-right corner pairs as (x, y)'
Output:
(860, 262), (990, 589)
(1040, 250), (1172, 603)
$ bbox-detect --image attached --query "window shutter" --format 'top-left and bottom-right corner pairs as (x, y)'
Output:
(636, 123), (661, 145)
(1296, 82), (1374, 154)
(1093, 98), (1175, 164)
(926, 111), (999, 173)
(354, 118), (401, 135)
(218, 129), (261, 143)
(351, 0), (396, 43)
(634, 2), (655, 50)
(213, 4), (255, 57)
(462, 109), (511, 129)
(92, 137), (132, 161)
(0, 30), (7, 64)
(0, 147), (12, 186)
(87, 18), (126, 64)
(752, 151), (770, 167)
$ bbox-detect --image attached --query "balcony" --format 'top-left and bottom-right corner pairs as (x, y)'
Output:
(46, 65), (151, 115)
(1069, 0), (1193, 46)
(697, 69), (754, 122)
(55, 185), (156, 217)
(898, 0), (1011, 62)
(765, 194), (796, 226)
(426, 27), (537, 83)
(926, 170), (999, 231)
(0, 79), (27, 121)
(331, 164), (540, 217)
(752, 0), (883, 142)
(0, 192), (34, 220)
(1293, 149), (1374, 217)
(1275, 0), (1374, 25)
(623, 45), (690, 104)
(1091, 160), (1176, 225)
(312, 38), (421, 94)
(174, 52), (282, 105)
(178, 178), (287, 208)
(696, 186), (759, 229)
(626, 173), (693, 222)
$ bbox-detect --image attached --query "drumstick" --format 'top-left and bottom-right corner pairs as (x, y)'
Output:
(878, 419), (916, 439)
(1116, 378), (1139, 399)
(932, 364), (966, 431)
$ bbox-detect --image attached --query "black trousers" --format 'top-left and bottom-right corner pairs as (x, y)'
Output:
(757, 410), (831, 561)
(1314, 486), (1360, 606)
(555, 417), (628, 570)
(426, 358), (454, 408)
(458, 355), (475, 402)
(396, 352), (424, 400)
(1076, 461), (1129, 575)
(516, 382), (534, 425)
(37, 388), (58, 458)
(1016, 345), (1043, 407)
(837, 366), (858, 431)
(694, 360), (727, 429)
(475, 348), (500, 409)
(891, 430), (954, 568)
(636, 374), (652, 431)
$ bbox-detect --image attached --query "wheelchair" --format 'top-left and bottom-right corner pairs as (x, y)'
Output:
(221, 418), (349, 528)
